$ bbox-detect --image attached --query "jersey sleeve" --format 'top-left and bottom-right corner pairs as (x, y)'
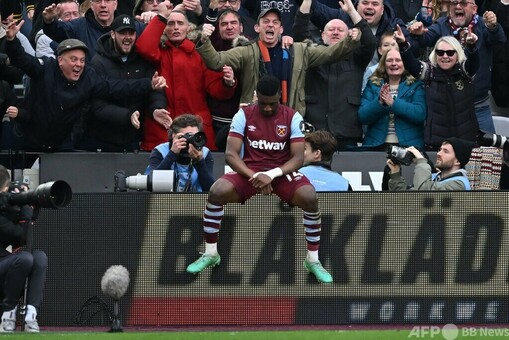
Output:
(290, 112), (305, 142)
(228, 108), (246, 139)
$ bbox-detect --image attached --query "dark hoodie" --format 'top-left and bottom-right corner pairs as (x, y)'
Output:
(81, 33), (167, 150)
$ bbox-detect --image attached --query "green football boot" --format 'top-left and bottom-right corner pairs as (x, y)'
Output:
(304, 259), (333, 284)
(186, 254), (221, 274)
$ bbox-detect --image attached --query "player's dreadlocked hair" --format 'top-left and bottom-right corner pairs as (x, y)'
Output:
(256, 75), (280, 96)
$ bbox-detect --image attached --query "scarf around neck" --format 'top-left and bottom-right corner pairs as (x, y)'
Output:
(257, 40), (290, 105)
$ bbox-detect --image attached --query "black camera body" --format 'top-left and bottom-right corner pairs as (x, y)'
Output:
(8, 180), (25, 192)
(387, 146), (415, 166)
(0, 180), (72, 211)
(182, 132), (207, 151)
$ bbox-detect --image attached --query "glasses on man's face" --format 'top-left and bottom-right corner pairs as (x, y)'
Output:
(145, 0), (164, 4)
(90, 0), (116, 4)
(449, 0), (474, 7)
(218, 0), (238, 5)
(435, 49), (456, 57)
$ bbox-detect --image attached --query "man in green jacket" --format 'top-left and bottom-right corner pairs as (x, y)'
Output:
(387, 138), (474, 191)
(196, 0), (362, 116)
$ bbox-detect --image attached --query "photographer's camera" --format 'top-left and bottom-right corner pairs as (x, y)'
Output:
(476, 130), (509, 164)
(387, 146), (415, 166)
(114, 170), (175, 193)
(180, 132), (207, 154)
(1, 181), (72, 210)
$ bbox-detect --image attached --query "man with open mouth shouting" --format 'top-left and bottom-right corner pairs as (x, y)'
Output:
(3, 19), (167, 152)
(196, 1), (362, 118)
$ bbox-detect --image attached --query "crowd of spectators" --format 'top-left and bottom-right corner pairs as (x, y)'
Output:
(0, 0), (508, 184)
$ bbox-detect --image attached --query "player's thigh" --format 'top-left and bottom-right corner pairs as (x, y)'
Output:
(273, 172), (318, 211)
(209, 173), (257, 204)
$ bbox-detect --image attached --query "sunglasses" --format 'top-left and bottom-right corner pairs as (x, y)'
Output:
(450, 0), (475, 7)
(435, 49), (456, 57)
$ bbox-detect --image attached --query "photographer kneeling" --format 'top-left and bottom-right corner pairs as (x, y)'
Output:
(387, 138), (474, 190)
(0, 165), (46, 333)
(145, 114), (215, 192)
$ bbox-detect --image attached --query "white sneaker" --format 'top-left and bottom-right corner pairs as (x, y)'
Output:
(24, 319), (40, 333)
(0, 309), (17, 333)
(0, 318), (16, 333)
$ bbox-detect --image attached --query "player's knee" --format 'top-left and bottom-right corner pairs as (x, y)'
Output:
(208, 179), (235, 204)
(292, 185), (318, 211)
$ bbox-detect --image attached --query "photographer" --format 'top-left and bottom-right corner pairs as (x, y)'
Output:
(144, 114), (215, 192)
(387, 137), (474, 190)
(0, 165), (46, 333)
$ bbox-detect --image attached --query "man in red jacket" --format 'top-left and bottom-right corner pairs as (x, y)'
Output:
(135, 1), (236, 151)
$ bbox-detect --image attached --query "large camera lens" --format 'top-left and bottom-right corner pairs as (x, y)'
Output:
(190, 132), (207, 149)
(476, 130), (508, 148)
(8, 180), (72, 209)
(183, 132), (207, 150)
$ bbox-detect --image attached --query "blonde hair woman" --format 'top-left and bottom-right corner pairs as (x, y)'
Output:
(394, 25), (480, 150)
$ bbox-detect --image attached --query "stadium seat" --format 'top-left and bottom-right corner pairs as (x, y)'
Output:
(492, 116), (509, 137)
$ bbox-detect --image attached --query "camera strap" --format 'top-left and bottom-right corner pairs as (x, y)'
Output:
(183, 163), (194, 192)
(433, 171), (467, 182)
(173, 161), (194, 192)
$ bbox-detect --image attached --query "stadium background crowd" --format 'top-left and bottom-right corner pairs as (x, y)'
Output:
(0, 0), (508, 185)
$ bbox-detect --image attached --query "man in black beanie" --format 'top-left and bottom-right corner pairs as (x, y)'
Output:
(387, 137), (474, 190)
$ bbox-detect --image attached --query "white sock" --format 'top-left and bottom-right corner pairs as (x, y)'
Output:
(25, 305), (37, 322)
(205, 242), (218, 256)
(2, 307), (16, 321)
(307, 250), (319, 263)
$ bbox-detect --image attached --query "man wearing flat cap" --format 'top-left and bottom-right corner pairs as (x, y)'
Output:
(4, 20), (167, 151)
(387, 137), (474, 190)
(79, 14), (170, 152)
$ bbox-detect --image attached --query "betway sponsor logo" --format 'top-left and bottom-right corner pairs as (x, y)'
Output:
(247, 137), (286, 150)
